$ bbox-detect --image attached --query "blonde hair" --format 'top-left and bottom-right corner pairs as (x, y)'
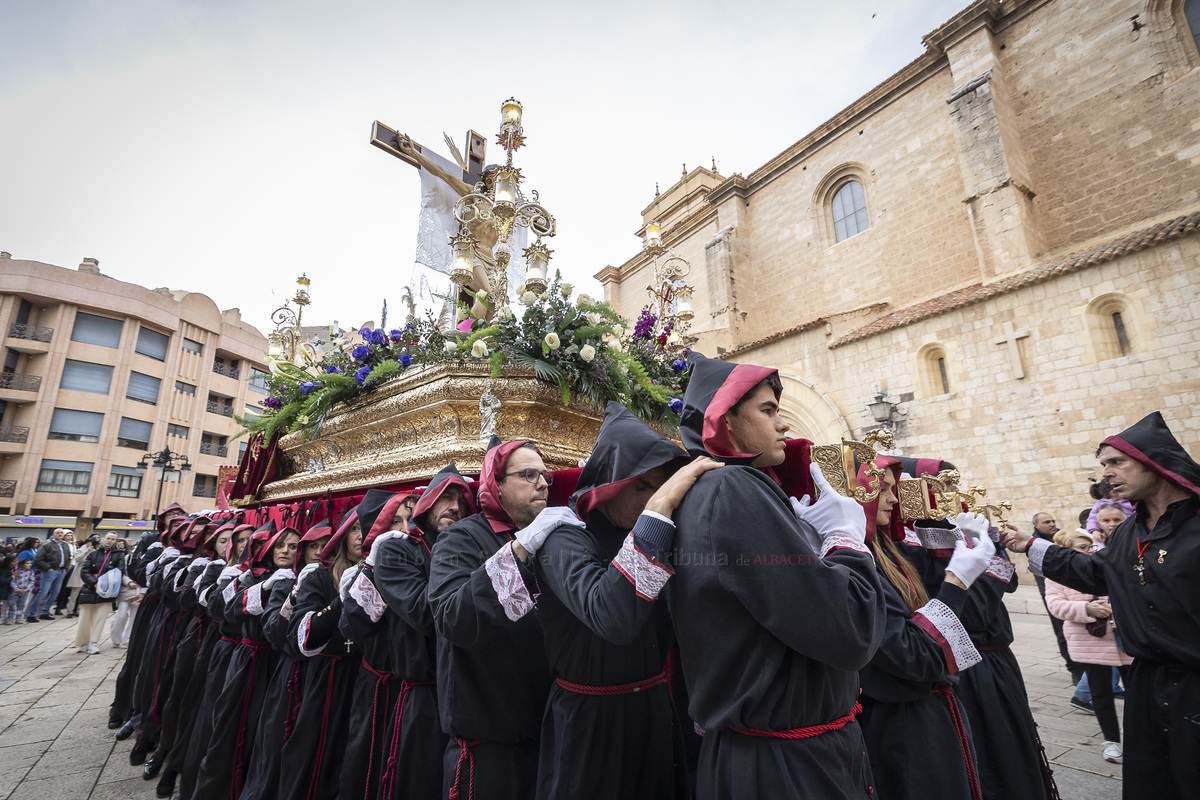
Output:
(870, 535), (930, 615)
(1053, 530), (1092, 549)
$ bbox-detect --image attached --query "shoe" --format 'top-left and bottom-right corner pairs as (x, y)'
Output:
(25, 617), (38, 623)
(1069, 697), (1095, 715)
(107, 709), (123, 730)
(1102, 741), (1123, 763)
(76, 646), (89, 654)
(66, 612), (78, 618)
(116, 721), (137, 741)
(39, 614), (52, 621)
(54, 609), (63, 616)
(129, 743), (149, 766)
(15, 618), (24, 624)
(156, 768), (178, 797)
(142, 756), (162, 780)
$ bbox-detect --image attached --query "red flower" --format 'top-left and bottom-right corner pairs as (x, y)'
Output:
(657, 333), (668, 345)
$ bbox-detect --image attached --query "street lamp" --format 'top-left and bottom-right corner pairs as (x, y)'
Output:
(135, 448), (192, 520)
(268, 273), (317, 363)
(641, 222), (696, 349)
(866, 390), (903, 428)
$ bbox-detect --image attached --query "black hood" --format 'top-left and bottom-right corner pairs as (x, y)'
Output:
(895, 457), (957, 479)
(571, 402), (687, 523)
(413, 463), (477, 538)
(1101, 412), (1200, 497)
(679, 352), (778, 460)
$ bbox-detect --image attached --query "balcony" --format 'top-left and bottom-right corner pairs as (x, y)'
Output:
(0, 374), (42, 403)
(6, 324), (53, 354)
(198, 442), (229, 458)
(0, 480), (14, 498)
(0, 425), (29, 455)
(192, 484), (218, 498)
(205, 400), (234, 418)
(212, 361), (240, 379)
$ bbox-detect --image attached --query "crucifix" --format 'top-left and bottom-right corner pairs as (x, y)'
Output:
(991, 320), (1031, 380)
(370, 121), (488, 191)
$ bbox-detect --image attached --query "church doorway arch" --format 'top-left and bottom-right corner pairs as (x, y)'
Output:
(775, 369), (853, 443)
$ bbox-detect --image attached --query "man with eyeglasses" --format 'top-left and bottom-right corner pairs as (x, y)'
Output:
(427, 439), (554, 800)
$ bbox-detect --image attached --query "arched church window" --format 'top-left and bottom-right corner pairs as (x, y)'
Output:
(917, 343), (951, 397)
(1086, 293), (1140, 360)
(831, 181), (869, 242)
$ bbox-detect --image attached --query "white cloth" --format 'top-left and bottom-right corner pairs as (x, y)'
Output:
(793, 464), (867, 545)
(516, 507), (586, 556)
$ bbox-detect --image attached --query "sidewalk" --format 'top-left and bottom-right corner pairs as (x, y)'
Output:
(0, 606), (1122, 799)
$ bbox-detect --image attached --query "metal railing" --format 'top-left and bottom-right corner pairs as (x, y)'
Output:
(0, 374), (41, 392)
(7, 323), (53, 343)
(0, 425), (30, 443)
(199, 442), (229, 458)
(192, 484), (218, 498)
(205, 399), (233, 417)
(212, 361), (240, 379)
(0, 480), (14, 498)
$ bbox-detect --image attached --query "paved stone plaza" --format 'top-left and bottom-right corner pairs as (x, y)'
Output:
(0, 586), (1121, 799)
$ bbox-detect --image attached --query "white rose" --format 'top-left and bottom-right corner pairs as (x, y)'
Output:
(577, 294), (595, 307)
(476, 290), (489, 303)
(607, 339), (622, 352)
(521, 292), (537, 306)
(561, 283), (574, 297)
(586, 312), (602, 326)
(472, 340), (489, 358)
(515, 284), (526, 296)
(456, 306), (469, 322)
(444, 340), (458, 353)
(544, 333), (561, 350)
(579, 344), (596, 362)
(497, 306), (515, 321)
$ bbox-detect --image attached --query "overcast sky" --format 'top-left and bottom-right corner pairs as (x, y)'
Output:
(1, 0), (968, 337)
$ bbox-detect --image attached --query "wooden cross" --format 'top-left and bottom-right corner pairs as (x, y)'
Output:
(991, 320), (1031, 380)
(370, 121), (487, 192)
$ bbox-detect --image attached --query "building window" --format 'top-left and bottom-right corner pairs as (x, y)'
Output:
(175, 380), (196, 396)
(37, 459), (93, 494)
(167, 423), (190, 439)
(193, 474), (218, 498)
(242, 405), (266, 421)
(107, 466), (142, 498)
(1188, 0), (1200, 54)
(117, 417), (152, 449)
(248, 368), (270, 394)
(135, 327), (170, 361)
(71, 312), (123, 348)
(213, 355), (240, 379)
(831, 181), (869, 242)
(127, 371), (161, 405)
(200, 432), (229, 458)
(1086, 293), (1140, 361)
(181, 338), (203, 355)
(917, 343), (952, 397)
(207, 393), (233, 417)
(61, 360), (114, 394)
(48, 408), (104, 443)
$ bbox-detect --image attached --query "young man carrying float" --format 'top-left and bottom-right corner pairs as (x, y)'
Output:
(667, 352), (887, 799)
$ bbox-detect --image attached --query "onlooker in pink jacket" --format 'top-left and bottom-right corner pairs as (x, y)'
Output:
(1045, 530), (1132, 765)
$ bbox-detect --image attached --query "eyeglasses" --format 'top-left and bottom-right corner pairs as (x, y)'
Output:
(504, 468), (554, 485)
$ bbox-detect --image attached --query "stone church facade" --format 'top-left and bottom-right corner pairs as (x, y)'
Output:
(596, 0), (1200, 529)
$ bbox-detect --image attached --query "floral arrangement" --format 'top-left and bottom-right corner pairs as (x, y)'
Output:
(237, 272), (690, 442)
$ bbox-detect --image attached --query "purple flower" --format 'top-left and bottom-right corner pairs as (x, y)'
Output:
(633, 308), (657, 340)
(405, 322), (416, 331)
(298, 381), (320, 396)
(263, 396), (283, 410)
(352, 345), (370, 361)
(359, 327), (372, 339)
(325, 365), (343, 374)
(399, 353), (412, 367)
(369, 329), (388, 346)
(389, 329), (403, 343)
(354, 365), (372, 386)
(669, 398), (683, 413)
(672, 359), (687, 374)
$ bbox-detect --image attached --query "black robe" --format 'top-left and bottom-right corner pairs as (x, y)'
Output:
(277, 566), (359, 800)
(1031, 412), (1200, 800)
(135, 549), (186, 750)
(669, 353), (886, 800)
(428, 511), (550, 800)
(110, 532), (162, 723)
(151, 556), (212, 770)
(368, 531), (448, 800)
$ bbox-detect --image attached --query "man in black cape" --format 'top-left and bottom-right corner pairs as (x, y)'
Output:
(529, 401), (719, 799)
(427, 439), (553, 800)
(667, 352), (886, 800)
(1003, 412), (1200, 799)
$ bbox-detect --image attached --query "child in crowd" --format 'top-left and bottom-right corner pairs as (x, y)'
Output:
(10, 558), (34, 623)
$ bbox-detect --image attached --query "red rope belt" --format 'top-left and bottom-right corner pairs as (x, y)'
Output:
(220, 635), (238, 643)
(555, 670), (668, 696)
(232, 638), (269, 799)
(284, 661), (303, 742)
(932, 686), (983, 800)
(447, 735), (484, 800)
(731, 702), (862, 740)
(361, 658), (392, 800)
(379, 678), (436, 800)
(977, 645), (1009, 651)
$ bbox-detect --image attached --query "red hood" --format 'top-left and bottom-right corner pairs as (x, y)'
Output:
(478, 440), (536, 534)
(858, 456), (904, 545)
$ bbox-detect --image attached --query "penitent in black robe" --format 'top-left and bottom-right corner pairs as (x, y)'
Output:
(428, 508), (550, 800)
(110, 532), (162, 724)
(669, 352), (886, 800)
(531, 402), (690, 800)
(277, 566), (360, 800)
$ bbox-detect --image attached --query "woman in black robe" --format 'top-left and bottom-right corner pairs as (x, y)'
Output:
(178, 526), (254, 800)
(530, 402), (717, 800)
(277, 511), (364, 800)
(195, 521), (299, 800)
(854, 457), (995, 800)
(240, 517), (333, 800)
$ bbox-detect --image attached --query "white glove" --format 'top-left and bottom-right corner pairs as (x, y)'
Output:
(514, 507), (586, 556)
(793, 463), (867, 545)
(262, 568), (293, 590)
(365, 531), (407, 567)
(954, 512), (989, 543)
(946, 526), (996, 589)
(339, 564), (362, 600)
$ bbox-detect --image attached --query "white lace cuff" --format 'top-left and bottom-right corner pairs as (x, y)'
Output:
(912, 524), (962, 554)
(296, 610), (326, 657)
(984, 555), (1015, 583)
(484, 544), (534, 622)
(913, 598), (981, 674)
(244, 582), (266, 616)
(820, 533), (871, 559)
(612, 535), (673, 601)
(349, 571), (386, 623)
(1026, 538), (1051, 576)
